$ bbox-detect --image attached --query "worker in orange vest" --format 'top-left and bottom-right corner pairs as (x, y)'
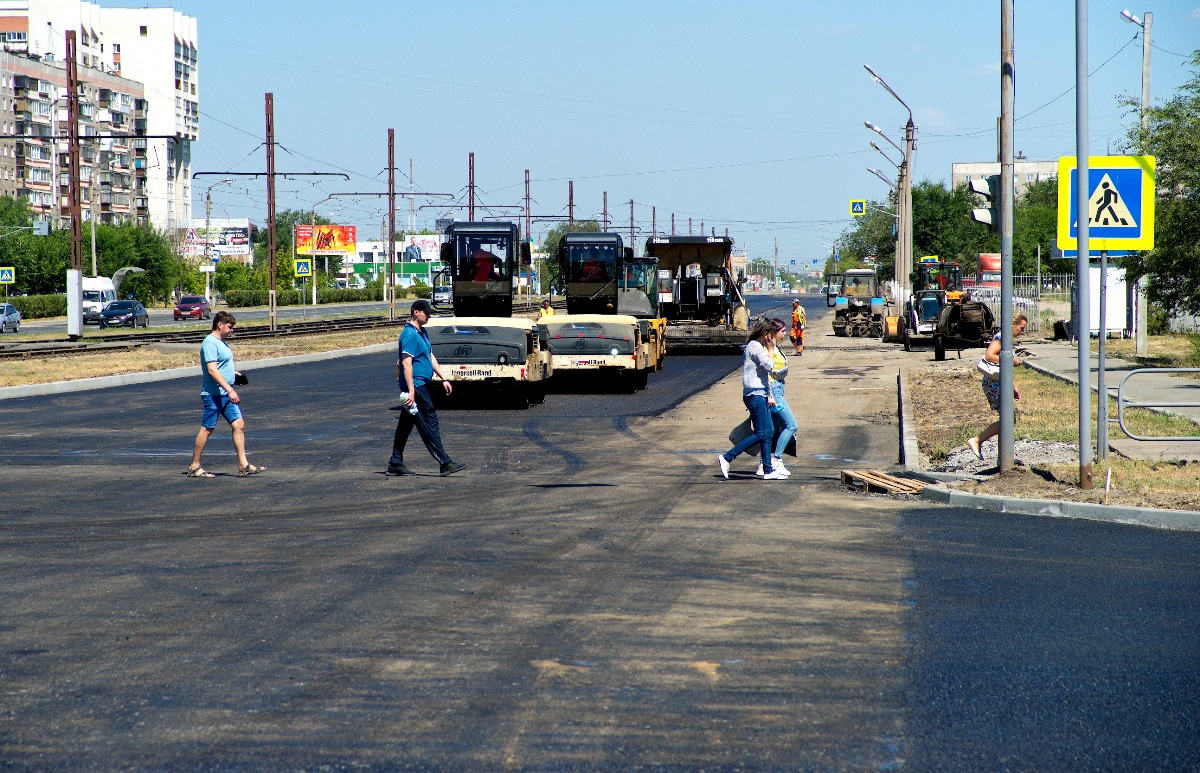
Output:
(790, 299), (805, 355)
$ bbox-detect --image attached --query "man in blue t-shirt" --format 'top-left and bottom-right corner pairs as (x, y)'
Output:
(387, 299), (467, 476)
(186, 311), (266, 478)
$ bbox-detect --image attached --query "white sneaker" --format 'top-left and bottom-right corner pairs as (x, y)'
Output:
(718, 454), (731, 479)
(756, 463), (765, 477)
(763, 469), (788, 480)
(772, 458), (790, 476)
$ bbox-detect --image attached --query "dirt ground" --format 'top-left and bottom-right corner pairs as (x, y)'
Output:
(907, 364), (1200, 513)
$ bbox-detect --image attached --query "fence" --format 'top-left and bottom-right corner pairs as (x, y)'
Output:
(963, 273), (1073, 335)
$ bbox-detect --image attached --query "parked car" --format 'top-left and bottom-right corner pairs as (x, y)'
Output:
(174, 295), (212, 321)
(0, 302), (20, 333)
(432, 285), (453, 305)
(99, 300), (150, 329)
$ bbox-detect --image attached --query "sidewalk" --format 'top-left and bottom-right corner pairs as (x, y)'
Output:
(1021, 338), (1200, 462)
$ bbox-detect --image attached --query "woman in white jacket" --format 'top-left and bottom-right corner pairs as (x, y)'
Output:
(718, 319), (787, 480)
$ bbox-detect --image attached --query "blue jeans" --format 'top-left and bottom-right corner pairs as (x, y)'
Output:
(390, 384), (452, 467)
(770, 382), (797, 459)
(724, 393), (774, 474)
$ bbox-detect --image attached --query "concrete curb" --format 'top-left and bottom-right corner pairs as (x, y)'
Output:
(0, 342), (394, 401)
(920, 484), (1200, 532)
(896, 365), (1200, 531)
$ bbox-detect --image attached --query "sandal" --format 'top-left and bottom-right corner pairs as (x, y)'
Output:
(238, 464), (266, 477)
(185, 466), (216, 478)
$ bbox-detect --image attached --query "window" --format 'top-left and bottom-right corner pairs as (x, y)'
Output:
(139, 26), (147, 36)
(112, 44), (120, 53)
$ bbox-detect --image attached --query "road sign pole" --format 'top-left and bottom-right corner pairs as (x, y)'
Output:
(1098, 249), (1108, 460)
(1075, 0), (1093, 490)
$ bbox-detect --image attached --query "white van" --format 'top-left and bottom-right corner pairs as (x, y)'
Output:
(82, 277), (117, 324)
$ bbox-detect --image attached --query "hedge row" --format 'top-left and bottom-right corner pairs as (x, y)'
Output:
(6, 293), (68, 319)
(221, 285), (432, 308)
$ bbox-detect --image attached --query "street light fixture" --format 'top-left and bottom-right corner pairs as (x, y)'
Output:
(870, 141), (902, 169)
(864, 65), (917, 310)
(867, 167), (897, 190)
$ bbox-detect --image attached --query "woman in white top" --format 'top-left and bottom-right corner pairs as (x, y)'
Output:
(718, 319), (787, 480)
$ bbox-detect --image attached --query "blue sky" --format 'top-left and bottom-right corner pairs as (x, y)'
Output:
(158, 0), (1199, 262)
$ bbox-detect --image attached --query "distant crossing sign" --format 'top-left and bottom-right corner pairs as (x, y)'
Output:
(0, 267), (13, 284)
(850, 200), (866, 217)
(1057, 155), (1155, 250)
(293, 259), (312, 277)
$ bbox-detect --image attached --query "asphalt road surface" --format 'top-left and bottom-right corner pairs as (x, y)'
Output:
(1, 294), (1197, 770)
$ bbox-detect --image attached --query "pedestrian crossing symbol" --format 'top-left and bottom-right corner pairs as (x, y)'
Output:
(850, 199), (866, 217)
(1057, 155), (1155, 250)
(0, 267), (13, 284)
(293, 259), (312, 277)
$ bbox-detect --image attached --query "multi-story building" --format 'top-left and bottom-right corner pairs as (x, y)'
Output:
(0, 50), (148, 226)
(951, 158), (1059, 198)
(0, 1), (197, 232)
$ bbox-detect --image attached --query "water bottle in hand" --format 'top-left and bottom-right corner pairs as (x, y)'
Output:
(399, 392), (419, 415)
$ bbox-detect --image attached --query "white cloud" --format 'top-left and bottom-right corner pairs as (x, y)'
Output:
(974, 62), (1001, 77)
(916, 107), (954, 129)
(1190, 6), (1200, 20)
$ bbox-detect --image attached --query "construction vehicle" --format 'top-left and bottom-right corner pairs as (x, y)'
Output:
(899, 257), (995, 360)
(425, 317), (553, 408)
(439, 221), (531, 318)
(429, 221), (549, 407)
(540, 232), (664, 391)
(830, 268), (885, 337)
(643, 235), (749, 350)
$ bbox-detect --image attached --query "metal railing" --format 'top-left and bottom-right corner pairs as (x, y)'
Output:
(1116, 368), (1200, 441)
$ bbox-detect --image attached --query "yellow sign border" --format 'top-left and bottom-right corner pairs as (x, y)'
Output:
(1056, 155), (1155, 250)
(0, 266), (13, 285)
(850, 199), (867, 217)
(293, 259), (312, 277)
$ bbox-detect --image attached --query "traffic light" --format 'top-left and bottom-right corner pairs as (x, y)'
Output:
(969, 175), (1000, 232)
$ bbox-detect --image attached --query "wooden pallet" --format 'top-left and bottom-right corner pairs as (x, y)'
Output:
(841, 469), (925, 495)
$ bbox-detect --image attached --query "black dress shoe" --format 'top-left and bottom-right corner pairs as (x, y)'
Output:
(439, 461), (467, 476)
(385, 464), (412, 476)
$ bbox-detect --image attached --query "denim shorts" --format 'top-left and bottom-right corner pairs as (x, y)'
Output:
(201, 392), (243, 429)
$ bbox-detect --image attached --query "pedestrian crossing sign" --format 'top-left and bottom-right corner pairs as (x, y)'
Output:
(293, 259), (312, 277)
(850, 200), (866, 217)
(0, 267), (13, 284)
(1057, 155), (1154, 250)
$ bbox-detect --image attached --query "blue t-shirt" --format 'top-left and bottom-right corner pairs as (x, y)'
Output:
(200, 333), (235, 396)
(399, 322), (434, 387)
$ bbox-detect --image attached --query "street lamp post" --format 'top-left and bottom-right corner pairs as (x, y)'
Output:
(205, 178), (234, 304)
(864, 65), (916, 311)
(1122, 9), (1152, 356)
(866, 121), (909, 307)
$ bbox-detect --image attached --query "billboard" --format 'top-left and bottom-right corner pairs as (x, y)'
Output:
(296, 224), (358, 256)
(183, 218), (252, 260)
(400, 234), (441, 262)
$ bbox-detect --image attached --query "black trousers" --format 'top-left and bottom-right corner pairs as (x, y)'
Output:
(390, 384), (452, 467)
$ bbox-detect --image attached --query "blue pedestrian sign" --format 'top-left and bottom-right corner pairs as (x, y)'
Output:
(850, 200), (866, 217)
(1057, 155), (1155, 250)
(790, 259), (796, 265)
(0, 267), (13, 284)
(293, 259), (312, 277)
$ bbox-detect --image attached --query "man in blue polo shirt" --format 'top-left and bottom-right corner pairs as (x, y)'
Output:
(387, 299), (467, 476)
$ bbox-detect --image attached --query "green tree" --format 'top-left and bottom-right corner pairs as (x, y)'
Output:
(836, 197), (897, 277)
(1121, 50), (1200, 314)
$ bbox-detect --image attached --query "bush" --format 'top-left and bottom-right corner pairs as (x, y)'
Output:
(223, 286), (386, 308)
(8, 293), (67, 319)
(316, 286), (383, 304)
(407, 285), (431, 300)
(1147, 302), (1171, 336)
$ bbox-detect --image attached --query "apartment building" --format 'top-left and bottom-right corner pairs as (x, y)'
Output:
(0, 50), (148, 225)
(0, 0), (197, 231)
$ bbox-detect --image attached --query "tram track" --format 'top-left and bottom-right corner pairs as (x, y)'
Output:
(0, 298), (555, 360)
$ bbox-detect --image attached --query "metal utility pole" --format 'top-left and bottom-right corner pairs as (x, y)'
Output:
(998, 0), (1017, 473)
(774, 238), (779, 292)
(688, 218), (692, 236)
(671, 213), (675, 235)
(568, 181), (574, 231)
(603, 191), (608, 231)
(629, 199), (634, 250)
(524, 169), (531, 239)
(65, 31), (82, 339)
(265, 94), (279, 331)
(1075, 0), (1093, 490)
(468, 152), (475, 221)
(409, 157), (416, 235)
(1123, 9), (1152, 356)
(652, 206), (656, 237)
(388, 129), (396, 320)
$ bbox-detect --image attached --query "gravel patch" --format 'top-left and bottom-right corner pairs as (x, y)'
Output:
(932, 438), (1081, 474)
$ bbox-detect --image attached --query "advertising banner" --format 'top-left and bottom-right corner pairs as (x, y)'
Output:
(183, 218), (252, 260)
(399, 234), (442, 262)
(296, 224), (358, 256)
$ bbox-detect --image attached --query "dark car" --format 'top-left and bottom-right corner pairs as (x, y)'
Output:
(99, 300), (149, 329)
(174, 294), (211, 321)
